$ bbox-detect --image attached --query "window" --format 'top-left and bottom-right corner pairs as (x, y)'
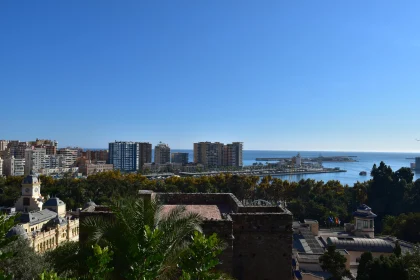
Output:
(363, 220), (369, 229)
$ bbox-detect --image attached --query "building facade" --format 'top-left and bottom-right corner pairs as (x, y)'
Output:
(223, 142), (243, 167)
(138, 142), (152, 169)
(84, 150), (109, 162)
(0, 158), (3, 176)
(154, 142), (171, 164)
(6, 141), (29, 159)
(80, 161), (114, 176)
(3, 156), (25, 176)
(6, 174), (79, 253)
(57, 148), (79, 168)
(171, 152), (189, 164)
(24, 148), (47, 174)
(194, 142), (243, 167)
(193, 142), (225, 167)
(108, 141), (140, 172)
(0, 140), (9, 152)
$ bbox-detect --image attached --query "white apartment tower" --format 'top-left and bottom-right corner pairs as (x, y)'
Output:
(24, 148), (47, 174)
(57, 148), (78, 168)
(3, 157), (25, 176)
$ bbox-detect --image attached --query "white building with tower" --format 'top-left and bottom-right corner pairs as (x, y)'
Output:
(6, 173), (79, 253)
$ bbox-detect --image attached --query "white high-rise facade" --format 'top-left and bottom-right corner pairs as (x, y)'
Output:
(57, 148), (78, 168)
(24, 148), (47, 174)
(3, 157), (25, 176)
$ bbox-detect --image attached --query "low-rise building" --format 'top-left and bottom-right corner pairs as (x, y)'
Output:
(79, 161), (114, 176)
(292, 205), (417, 279)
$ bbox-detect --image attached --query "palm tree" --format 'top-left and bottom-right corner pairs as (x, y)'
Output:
(82, 198), (203, 280)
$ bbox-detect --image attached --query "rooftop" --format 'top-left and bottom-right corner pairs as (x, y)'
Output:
(161, 204), (230, 220)
(326, 236), (394, 253)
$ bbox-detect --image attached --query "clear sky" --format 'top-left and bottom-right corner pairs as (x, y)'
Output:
(1, 0), (420, 151)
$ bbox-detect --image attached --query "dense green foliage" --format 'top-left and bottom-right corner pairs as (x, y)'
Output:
(319, 245), (353, 280)
(356, 249), (420, 280)
(1, 161), (420, 232)
(382, 213), (420, 243)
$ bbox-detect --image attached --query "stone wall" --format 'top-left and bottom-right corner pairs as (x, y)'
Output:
(231, 212), (293, 280)
(156, 193), (242, 212)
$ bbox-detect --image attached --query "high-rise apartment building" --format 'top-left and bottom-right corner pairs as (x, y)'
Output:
(57, 148), (79, 168)
(108, 141), (140, 172)
(84, 150), (109, 162)
(32, 139), (58, 155)
(193, 142), (225, 167)
(223, 142), (243, 167)
(138, 142), (152, 168)
(171, 152), (189, 165)
(194, 142), (243, 167)
(43, 155), (65, 169)
(6, 141), (29, 159)
(0, 158), (3, 176)
(3, 157), (25, 176)
(0, 140), (9, 152)
(154, 142), (171, 164)
(24, 148), (47, 174)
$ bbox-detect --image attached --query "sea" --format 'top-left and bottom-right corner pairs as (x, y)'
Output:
(168, 150), (420, 186)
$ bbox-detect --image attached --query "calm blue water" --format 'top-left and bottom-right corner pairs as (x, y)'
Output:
(170, 150), (420, 186)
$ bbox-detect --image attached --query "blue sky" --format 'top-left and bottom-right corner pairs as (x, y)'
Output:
(1, 0), (420, 151)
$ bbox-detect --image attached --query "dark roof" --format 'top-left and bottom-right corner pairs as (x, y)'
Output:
(44, 197), (65, 207)
(46, 215), (67, 228)
(20, 209), (57, 226)
(353, 204), (377, 218)
(6, 225), (28, 239)
(327, 237), (394, 253)
(22, 174), (39, 185)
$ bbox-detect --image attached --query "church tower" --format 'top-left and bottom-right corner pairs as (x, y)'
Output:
(15, 172), (43, 212)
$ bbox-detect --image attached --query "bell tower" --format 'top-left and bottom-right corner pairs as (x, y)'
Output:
(15, 173), (43, 212)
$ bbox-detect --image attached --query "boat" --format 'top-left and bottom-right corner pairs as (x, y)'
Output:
(359, 171), (367, 176)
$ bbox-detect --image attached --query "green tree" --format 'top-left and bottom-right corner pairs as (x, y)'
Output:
(0, 238), (51, 280)
(393, 241), (402, 257)
(319, 245), (353, 280)
(82, 197), (203, 279)
(356, 252), (373, 280)
(178, 232), (231, 280)
(85, 244), (113, 280)
(0, 214), (20, 279)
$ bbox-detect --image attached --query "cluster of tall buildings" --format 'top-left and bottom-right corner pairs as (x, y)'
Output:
(0, 139), (244, 176)
(0, 139), (106, 177)
(107, 141), (243, 172)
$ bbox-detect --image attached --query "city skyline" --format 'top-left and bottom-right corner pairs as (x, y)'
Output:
(1, 1), (420, 152)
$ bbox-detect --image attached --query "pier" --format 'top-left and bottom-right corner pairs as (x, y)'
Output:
(255, 156), (357, 162)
